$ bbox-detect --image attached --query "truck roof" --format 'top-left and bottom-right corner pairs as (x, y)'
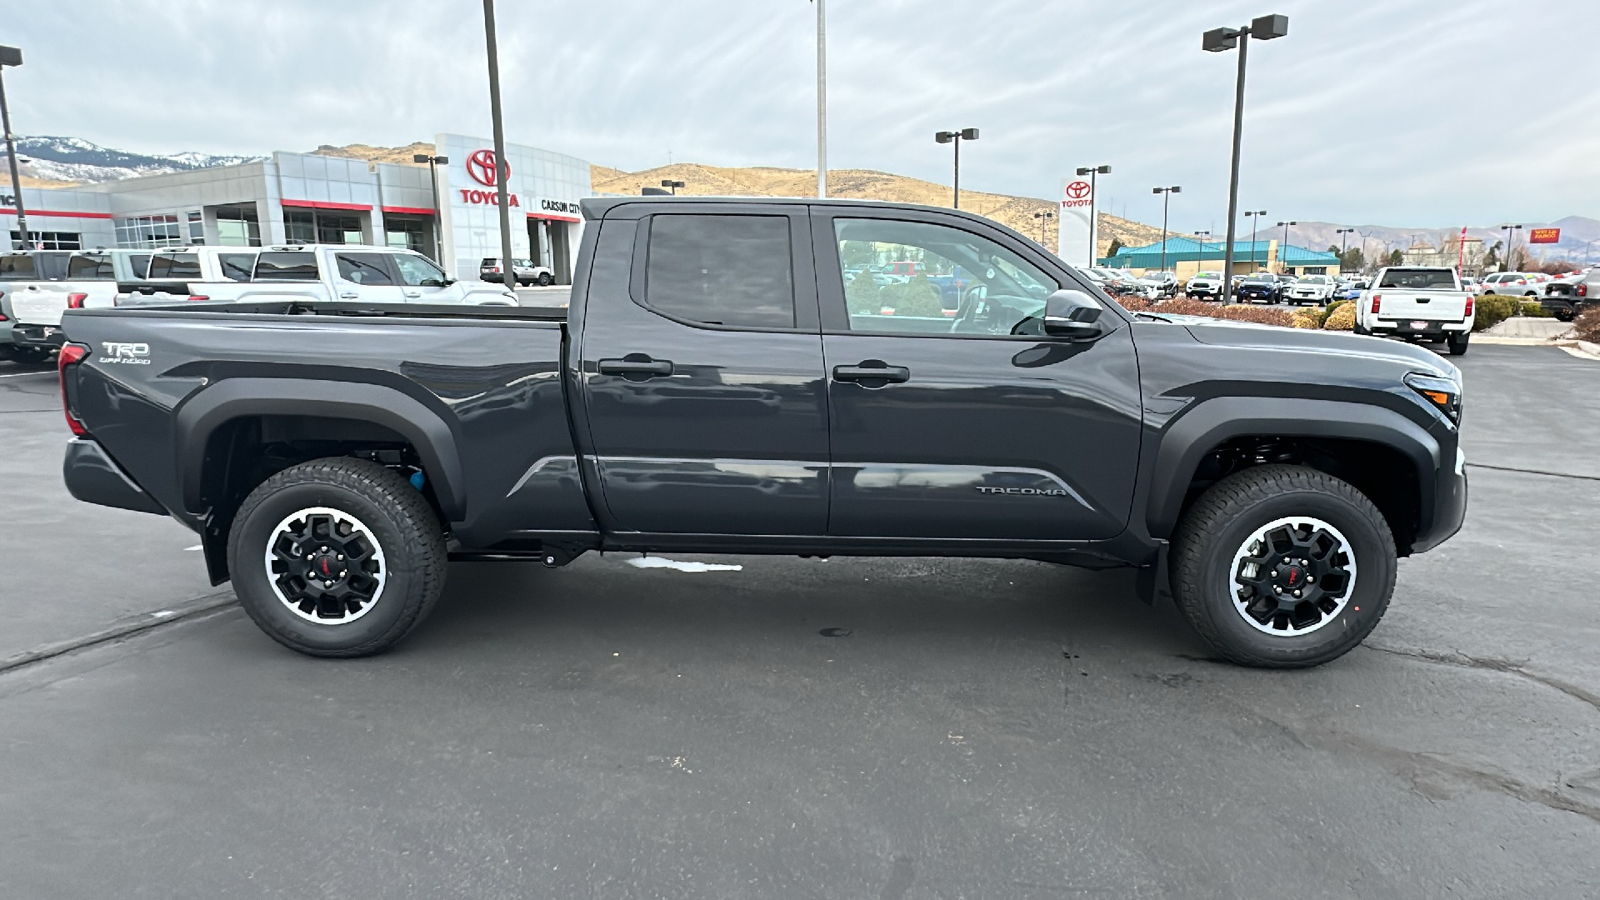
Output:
(579, 195), (1019, 229)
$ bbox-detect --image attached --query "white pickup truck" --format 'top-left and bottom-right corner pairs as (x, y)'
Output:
(1355, 266), (1474, 356)
(1, 250), (132, 361)
(184, 245), (518, 306)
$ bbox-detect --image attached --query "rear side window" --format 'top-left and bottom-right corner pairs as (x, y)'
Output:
(148, 253), (201, 279)
(335, 253), (396, 285)
(0, 254), (38, 281)
(130, 254), (152, 279)
(254, 252), (319, 280)
(1378, 269), (1458, 289)
(219, 253), (256, 282)
(644, 215), (795, 329)
(66, 254), (115, 280)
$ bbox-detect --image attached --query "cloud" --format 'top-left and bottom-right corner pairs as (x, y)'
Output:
(6, 0), (1597, 227)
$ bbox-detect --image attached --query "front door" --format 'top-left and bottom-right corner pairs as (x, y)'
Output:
(814, 209), (1143, 541)
(331, 251), (405, 303)
(578, 206), (828, 535)
(389, 252), (454, 303)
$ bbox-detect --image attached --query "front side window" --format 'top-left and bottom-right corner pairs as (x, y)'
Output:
(392, 253), (448, 286)
(66, 254), (115, 280)
(833, 218), (1058, 336)
(644, 215), (795, 329)
(336, 253), (396, 285)
(147, 253), (201, 279)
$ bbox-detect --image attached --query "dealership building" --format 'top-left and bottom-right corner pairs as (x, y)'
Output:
(1, 132), (592, 283)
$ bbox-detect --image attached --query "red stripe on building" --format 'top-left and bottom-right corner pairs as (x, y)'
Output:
(280, 199), (372, 211)
(527, 211), (581, 223)
(381, 205), (436, 216)
(0, 209), (114, 219)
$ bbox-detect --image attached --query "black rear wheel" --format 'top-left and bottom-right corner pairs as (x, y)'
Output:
(1170, 465), (1396, 668)
(1448, 332), (1470, 356)
(228, 457), (446, 657)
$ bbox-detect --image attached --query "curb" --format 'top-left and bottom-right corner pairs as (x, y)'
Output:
(0, 591), (238, 675)
(1554, 339), (1600, 362)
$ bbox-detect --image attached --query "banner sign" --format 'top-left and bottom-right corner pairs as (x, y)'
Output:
(1528, 228), (1560, 244)
(1057, 178), (1095, 268)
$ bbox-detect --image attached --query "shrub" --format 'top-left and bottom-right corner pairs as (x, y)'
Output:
(1519, 300), (1551, 318)
(1290, 311), (1321, 329)
(1472, 294), (1516, 332)
(845, 270), (881, 315)
(1574, 306), (1600, 343)
(1323, 304), (1356, 331)
(878, 275), (944, 317)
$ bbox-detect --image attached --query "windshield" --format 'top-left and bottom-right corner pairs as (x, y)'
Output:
(1243, 275), (1274, 283)
(1378, 268), (1458, 289)
(1193, 272), (1220, 279)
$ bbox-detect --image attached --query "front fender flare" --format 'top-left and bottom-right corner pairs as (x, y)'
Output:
(1145, 396), (1440, 541)
(172, 377), (467, 521)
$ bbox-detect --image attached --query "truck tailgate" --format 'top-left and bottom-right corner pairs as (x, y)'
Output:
(1375, 290), (1470, 321)
(9, 283), (116, 324)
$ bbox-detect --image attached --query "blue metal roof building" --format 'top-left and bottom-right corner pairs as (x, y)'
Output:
(1099, 237), (1340, 277)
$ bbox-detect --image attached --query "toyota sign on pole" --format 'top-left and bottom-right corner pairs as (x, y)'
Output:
(1058, 177), (1095, 267)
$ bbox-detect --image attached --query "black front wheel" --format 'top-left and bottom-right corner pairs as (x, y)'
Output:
(228, 457), (446, 658)
(1170, 465), (1396, 668)
(537, 272), (554, 286)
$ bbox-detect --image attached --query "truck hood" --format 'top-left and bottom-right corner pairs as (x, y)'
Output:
(1157, 315), (1459, 380)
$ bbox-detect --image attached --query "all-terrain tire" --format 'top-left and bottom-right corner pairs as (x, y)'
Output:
(1447, 332), (1469, 356)
(227, 457), (446, 658)
(1169, 464), (1396, 668)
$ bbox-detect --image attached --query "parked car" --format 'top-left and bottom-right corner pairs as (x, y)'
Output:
(187, 246), (518, 306)
(1478, 272), (1538, 297)
(1089, 267), (1156, 300)
(1286, 274), (1334, 305)
(1185, 271), (1225, 300)
(1234, 273), (1283, 304)
(1540, 267), (1599, 321)
(1356, 266), (1474, 356)
(1331, 279), (1368, 303)
(479, 257), (556, 286)
(58, 195), (1467, 669)
(1139, 271), (1179, 298)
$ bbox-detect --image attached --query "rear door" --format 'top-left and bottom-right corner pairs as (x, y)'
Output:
(814, 208), (1143, 541)
(576, 204), (829, 535)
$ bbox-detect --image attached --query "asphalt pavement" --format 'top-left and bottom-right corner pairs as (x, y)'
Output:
(1, 344), (1596, 898)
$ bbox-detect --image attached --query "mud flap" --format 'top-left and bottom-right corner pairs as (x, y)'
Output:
(1134, 539), (1172, 606)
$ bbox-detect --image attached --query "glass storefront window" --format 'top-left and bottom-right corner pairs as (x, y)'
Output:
(10, 231), (83, 251)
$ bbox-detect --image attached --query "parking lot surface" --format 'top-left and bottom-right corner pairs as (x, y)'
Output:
(1, 344), (1596, 898)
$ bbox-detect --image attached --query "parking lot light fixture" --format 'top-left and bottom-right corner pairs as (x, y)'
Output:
(413, 153), (449, 262)
(1153, 186), (1181, 273)
(1276, 220), (1297, 272)
(935, 128), (979, 209)
(1335, 227), (1355, 266)
(661, 179), (685, 196)
(1499, 224), (1524, 271)
(0, 45), (28, 249)
(1032, 210), (1055, 245)
(1203, 14), (1289, 299)
(1243, 209), (1267, 272)
(1074, 164), (1112, 263)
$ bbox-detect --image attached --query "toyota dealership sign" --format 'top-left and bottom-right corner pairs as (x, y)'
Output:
(1057, 177), (1096, 267)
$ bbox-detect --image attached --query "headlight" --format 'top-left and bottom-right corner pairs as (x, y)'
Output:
(1405, 372), (1462, 425)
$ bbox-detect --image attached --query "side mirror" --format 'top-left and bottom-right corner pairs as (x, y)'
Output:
(1043, 289), (1104, 339)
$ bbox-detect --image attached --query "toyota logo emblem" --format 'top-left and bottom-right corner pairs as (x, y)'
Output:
(1065, 181), (1091, 200)
(466, 149), (508, 186)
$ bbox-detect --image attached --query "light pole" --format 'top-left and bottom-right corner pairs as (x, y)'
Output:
(1499, 224), (1523, 272)
(1275, 220), (1296, 272)
(0, 45), (28, 250)
(1244, 209), (1267, 272)
(815, 0), (826, 198)
(1033, 210), (1054, 245)
(1075, 164), (1111, 263)
(1203, 14), (1289, 294)
(480, 0), (516, 283)
(1153, 186), (1181, 273)
(935, 128), (979, 209)
(412, 153), (449, 262)
(1335, 227), (1355, 270)
(661, 179), (685, 195)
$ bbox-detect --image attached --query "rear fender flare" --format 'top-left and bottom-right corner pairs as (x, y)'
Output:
(1145, 396), (1439, 541)
(173, 377), (466, 521)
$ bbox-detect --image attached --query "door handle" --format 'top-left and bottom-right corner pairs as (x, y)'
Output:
(598, 356), (674, 378)
(833, 362), (910, 384)
(339, 291), (359, 299)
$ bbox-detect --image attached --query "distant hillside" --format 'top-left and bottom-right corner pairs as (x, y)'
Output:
(12, 136), (260, 184)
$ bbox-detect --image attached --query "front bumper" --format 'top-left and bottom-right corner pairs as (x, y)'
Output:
(1413, 445), (1468, 554)
(63, 438), (168, 516)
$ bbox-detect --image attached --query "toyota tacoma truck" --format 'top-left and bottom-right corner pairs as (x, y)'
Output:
(1355, 266), (1474, 356)
(56, 197), (1468, 668)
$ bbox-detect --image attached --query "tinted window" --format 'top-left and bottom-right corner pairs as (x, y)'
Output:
(392, 253), (448, 286)
(130, 254), (152, 279)
(1378, 268), (1458, 289)
(254, 252), (319, 281)
(335, 253), (396, 285)
(219, 253), (257, 282)
(66, 254), (115, 280)
(0, 254), (38, 281)
(645, 215), (795, 329)
(147, 253), (201, 279)
(832, 218), (1060, 337)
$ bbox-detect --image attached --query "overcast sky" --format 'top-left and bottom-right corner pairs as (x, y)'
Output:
(5, 0), (1596, 228)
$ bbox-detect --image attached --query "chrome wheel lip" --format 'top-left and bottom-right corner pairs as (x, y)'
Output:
(1227, 515), (1358, 638)
(264, 506), (388, 625)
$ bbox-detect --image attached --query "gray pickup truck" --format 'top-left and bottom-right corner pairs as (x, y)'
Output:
(56, 197), (1468, 668)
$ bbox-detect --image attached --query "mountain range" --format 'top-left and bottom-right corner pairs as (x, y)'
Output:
(10, 136), (1597, 261)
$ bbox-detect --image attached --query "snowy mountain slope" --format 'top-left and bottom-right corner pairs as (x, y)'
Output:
(13, 135), (261, 184)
